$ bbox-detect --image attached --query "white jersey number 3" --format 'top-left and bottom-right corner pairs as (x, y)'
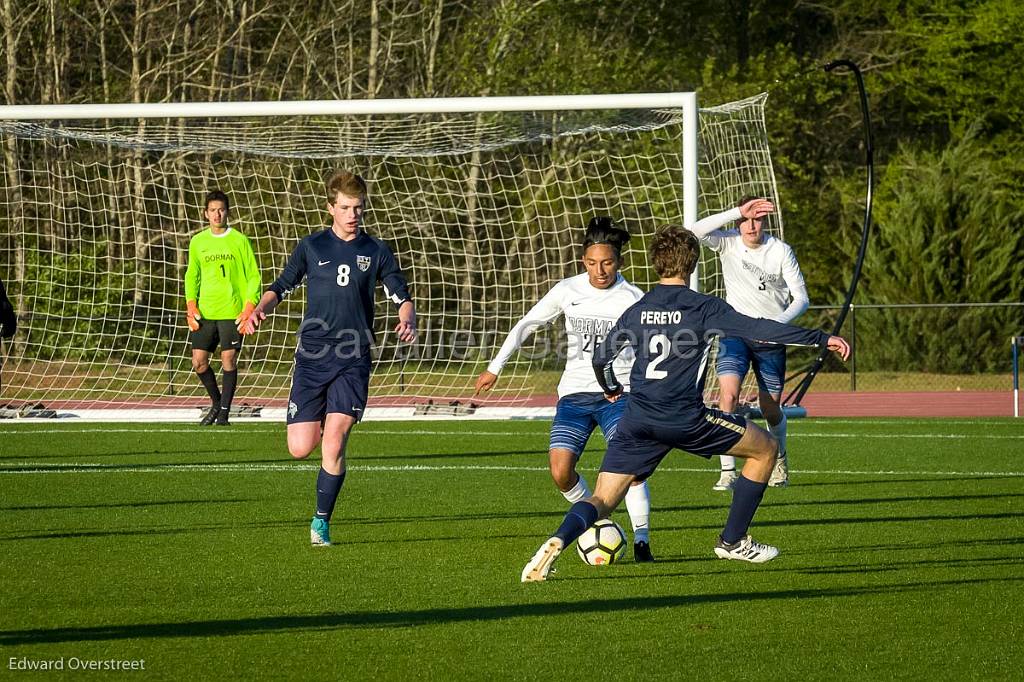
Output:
(645, 334), (670, 380)
(336, 264), (350, 287)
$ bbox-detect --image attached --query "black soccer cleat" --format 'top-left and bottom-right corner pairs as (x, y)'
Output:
(200, 404), (220, 426)
(633, 540), (655, 563)
(215, 407), (230, 426)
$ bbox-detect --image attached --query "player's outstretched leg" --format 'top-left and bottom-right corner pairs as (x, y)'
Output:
(522, 472), (634, 582)
(521, 500), (597, 582)
(713, 419), (779, 563)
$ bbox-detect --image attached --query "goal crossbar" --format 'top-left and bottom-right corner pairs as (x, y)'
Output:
(0, 93), (694, 120)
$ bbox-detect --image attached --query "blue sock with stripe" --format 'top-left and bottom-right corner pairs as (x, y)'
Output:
(554, 501), (599, 546)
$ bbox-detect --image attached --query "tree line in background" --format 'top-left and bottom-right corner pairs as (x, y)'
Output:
(1, 0), (1021, 376)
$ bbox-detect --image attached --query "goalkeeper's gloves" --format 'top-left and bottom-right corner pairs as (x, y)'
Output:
(186, 300), (201, 332)
(235, 301), (257, 335)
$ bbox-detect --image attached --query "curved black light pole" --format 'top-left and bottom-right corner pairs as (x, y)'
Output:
(785, 59), (874, 406)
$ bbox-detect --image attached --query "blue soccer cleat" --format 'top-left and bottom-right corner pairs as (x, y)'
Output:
(310, 517), (331, 546)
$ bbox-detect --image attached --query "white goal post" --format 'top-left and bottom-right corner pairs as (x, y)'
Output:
(0, 92), (781, 421)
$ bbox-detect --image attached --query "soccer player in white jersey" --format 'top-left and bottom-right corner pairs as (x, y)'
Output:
(689, 197), (809, 490)
(474, 217), (655, 562)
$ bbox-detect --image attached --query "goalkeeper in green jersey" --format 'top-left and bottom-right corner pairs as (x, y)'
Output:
(184, 190), (262, 426)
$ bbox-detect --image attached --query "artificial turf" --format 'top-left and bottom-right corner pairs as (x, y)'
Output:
(1, 418), (1021, 679)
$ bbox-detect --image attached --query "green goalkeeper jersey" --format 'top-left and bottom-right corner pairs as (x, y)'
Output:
(184, 227), (262, 319)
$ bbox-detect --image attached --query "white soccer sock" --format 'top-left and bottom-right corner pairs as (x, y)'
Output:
(769, 413), (788, 457)
(562, 473), (590, 503)
(719, 455), (736, 471)
(624, 481), (651, 543)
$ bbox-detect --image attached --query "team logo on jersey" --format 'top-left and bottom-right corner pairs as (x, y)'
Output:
(356, 255), (372, 272)
(741, 260), (780, 285)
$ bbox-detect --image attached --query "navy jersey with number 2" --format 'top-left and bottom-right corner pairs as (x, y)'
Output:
(594, 284), (827, 425)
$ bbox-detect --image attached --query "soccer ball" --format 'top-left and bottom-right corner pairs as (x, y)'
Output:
(576, 519), (627, 565)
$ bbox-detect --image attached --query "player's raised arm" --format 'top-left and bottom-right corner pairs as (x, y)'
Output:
(474, 284), (564, 396)
(688, 198), (775, 244)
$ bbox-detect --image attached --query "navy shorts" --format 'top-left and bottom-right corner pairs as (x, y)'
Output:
(190, 319), (242, 353)
(600, 407), (747, 481)
(287, 350), (371, 424)
(549, 392), (628, 457)
(716, 336), (787, 395)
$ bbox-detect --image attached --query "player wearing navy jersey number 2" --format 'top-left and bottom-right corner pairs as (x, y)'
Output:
(475, 218), (656, 563)
(240, 170), (416, 547)
(522, 226), (849, 582)
(690, 197), (809, 490)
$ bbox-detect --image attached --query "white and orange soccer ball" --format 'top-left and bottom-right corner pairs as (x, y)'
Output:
(576, 519), (627, 565)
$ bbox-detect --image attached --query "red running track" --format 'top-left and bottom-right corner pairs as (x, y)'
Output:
(4, 391), (1019, 417)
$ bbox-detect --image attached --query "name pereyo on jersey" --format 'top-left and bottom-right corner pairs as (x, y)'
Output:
(639, 310), (682, 325)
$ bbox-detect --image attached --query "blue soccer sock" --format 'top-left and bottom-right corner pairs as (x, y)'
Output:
(554, 501), (599, 546)
(721, 474), (768, 544)
(314, 467), (346, 521)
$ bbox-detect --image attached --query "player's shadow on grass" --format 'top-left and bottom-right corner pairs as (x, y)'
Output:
(354, 450), (545, 461)
(654, 509), (1024, 533)
(784, 535), (1024, 556)
(792, 554), (1024, 575)
(0, 519), (310, 542)
(342, 508), (568, 525)
(0, 498), (258, 512)
(0, 447), (255, 460)
(3, 576), (1021, 645)
(799, 474), (1024, 487)
(0, 459), (296, 472)
(764, 491), (1024, 508)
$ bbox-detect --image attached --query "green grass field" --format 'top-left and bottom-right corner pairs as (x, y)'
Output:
(1, 418), (1022, 679)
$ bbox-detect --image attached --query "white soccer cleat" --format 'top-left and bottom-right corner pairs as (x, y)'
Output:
(713, 469), (739, 491)
(521, 537), (564, 582)
(768, 454), (789, 488)
(714, 534), (779, 563)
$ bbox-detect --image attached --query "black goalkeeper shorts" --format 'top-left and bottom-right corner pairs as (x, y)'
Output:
(190, 319), (242, 353)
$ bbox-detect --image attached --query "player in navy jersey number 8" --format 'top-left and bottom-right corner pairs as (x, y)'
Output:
(240, 170), (416, 547)
(475, 217), (656, 562)
(521, 226), (850, 581)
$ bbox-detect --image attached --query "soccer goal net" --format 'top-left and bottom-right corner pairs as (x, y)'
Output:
(0, 93), (781, 418)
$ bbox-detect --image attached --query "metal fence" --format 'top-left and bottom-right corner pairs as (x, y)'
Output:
(786, 302), (1024, 393)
